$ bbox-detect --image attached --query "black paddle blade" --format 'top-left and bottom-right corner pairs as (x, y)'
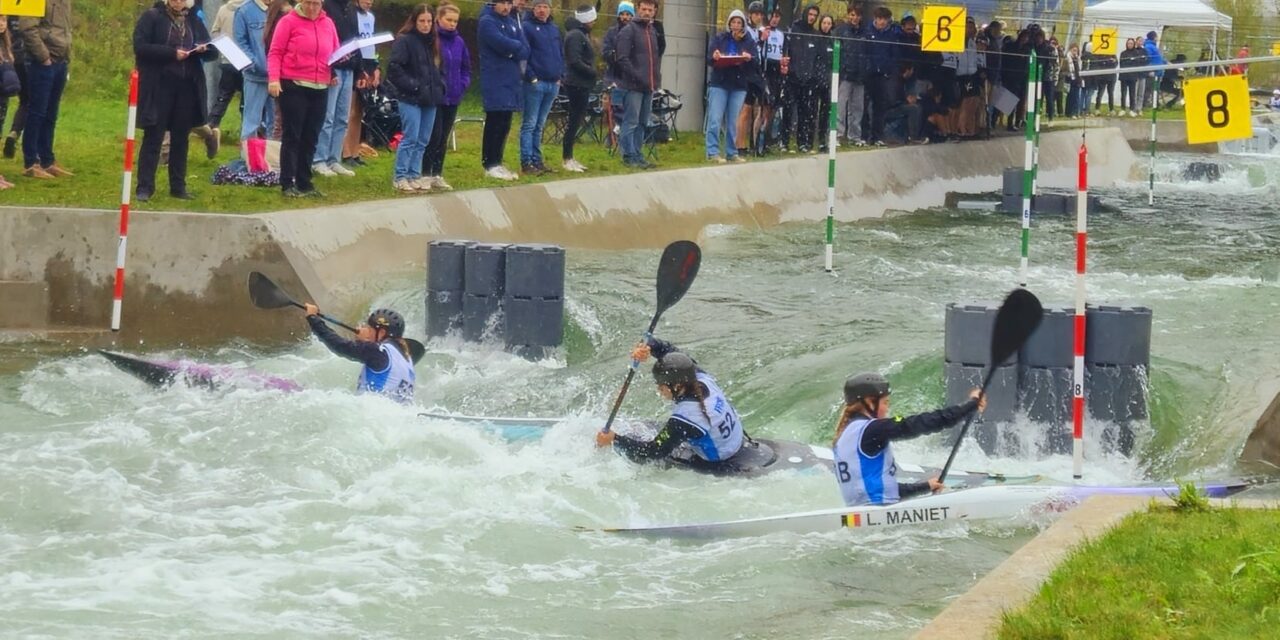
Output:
(248, 272), (298, 310)
(655, 241), (701, 315)
(406, 338), (427, 365)
(989, 288), (1044, 365)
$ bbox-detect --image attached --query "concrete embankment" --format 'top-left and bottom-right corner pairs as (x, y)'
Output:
(0, 128), (1134, 345)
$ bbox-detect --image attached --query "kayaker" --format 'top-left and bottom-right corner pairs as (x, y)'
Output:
(832, 373), (986, 506)
(596, 338), (746, 466)
(303, 303), (416, 403)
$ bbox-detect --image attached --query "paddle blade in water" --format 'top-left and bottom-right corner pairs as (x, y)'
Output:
(989, 288), (1044, 365)
(654, 241), (701, 316)
(406, 339), (427, 365)
(248, 272), (298, 310)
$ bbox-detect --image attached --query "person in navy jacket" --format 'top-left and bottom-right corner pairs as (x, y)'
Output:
(477, 0), (528, 180)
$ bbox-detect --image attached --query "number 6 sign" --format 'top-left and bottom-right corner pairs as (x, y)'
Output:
(0, 0), (46, 17)
(1183, 74), (1251, 144)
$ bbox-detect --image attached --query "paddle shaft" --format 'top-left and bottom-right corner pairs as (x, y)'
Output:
(295, 301), (359, 333)
(601, 315), (661, 435)
(938, 364), (996, 484)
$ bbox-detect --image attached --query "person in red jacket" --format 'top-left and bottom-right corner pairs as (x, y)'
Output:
(267, 0), (339, 197)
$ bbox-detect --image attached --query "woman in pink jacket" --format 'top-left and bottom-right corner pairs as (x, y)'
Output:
(268, 0), (339, 197)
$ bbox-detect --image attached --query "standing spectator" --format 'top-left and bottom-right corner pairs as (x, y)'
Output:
(313, 0), (363, 178)
(263, 0), (295, 142)
(2, 15), (26, 160)
(1228, 44), (1248, 76)
(341, 0), (381, 167)
(864, 6), (900, 146)
(1064, 43), (1083, 117)
(1141, 31), (1165, 111)
(16, 0), (72, 180)
(979, 20), (1005, 129)
(1159, 53), (1185, 109)
(1119, 38), (1145, 116)
(1035, 30), (1058, 121)
(561, 4), (597, 173)
(814, 14), (835, 153)
(0, 17), (14, 188)
(476, 0), (528, 180)
(947, 18), (983, 137)
(614, 0), (662, 169)
(735, 1), (767, 157)
(519, 0), (563, 176)
(422, 2), (470, 189)
(1002, 28), (1031, 130)
(206, 0), (246, 152)
(756, 7), (785, 154)
(268, 0), (339, 197)
(386, 3), (443, 193)
(601, 1), (633, 108)
(704, 9), (754, 163)
(133, 0), (216, 201)
(834, 4), (866, 146)
(1088, 39), (1116, 115)
(783, 4), (819, 153)
(235, 0), (273, 149)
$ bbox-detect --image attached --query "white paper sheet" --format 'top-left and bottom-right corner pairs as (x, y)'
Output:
(328, 32), (394, 65)
(208, 36), (253, 71)
(991, 85), (1019, 115)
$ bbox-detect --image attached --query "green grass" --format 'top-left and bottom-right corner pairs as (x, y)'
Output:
(998, 503), (1280, 640)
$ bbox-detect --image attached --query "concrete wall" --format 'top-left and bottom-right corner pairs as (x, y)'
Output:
(660, 0), (708, 131)
(0, 128), (1134, 346)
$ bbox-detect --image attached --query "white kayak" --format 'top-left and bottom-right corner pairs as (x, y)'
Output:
(597, 481), (1254, 540)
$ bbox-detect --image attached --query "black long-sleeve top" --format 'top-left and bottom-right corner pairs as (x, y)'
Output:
(612, 336), (709, 462)
(855, 400), (979, 499)
(307, 315), (388, 371)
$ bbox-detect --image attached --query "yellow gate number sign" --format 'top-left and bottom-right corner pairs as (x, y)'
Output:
(1183, 74), (1251, 144)
(1090, 28), (1119, 56)
(1272, 41), (1280, 57)
(922, 6), (966, 53)
(0, 0), (46, 17)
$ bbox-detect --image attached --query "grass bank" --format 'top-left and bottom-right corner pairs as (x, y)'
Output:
(998, 499), (1280, 639)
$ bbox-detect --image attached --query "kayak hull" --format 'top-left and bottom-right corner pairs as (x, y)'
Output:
(99, 350), (302, 393)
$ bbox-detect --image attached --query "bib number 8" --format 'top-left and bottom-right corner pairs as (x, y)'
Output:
(1206, 89), (1229, 128)
(837, 461), (851, 482)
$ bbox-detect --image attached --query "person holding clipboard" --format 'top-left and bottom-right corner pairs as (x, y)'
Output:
(704, 9), (757, 164)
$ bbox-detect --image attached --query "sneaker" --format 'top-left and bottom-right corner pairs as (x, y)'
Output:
(394, 179), (418, 193)
(910, 137), (931, 145)
(535, 163), (554, 174)
(708, 156), (726, 164)
(343, 156), (367, 167)
(170, 190), (195, 200)
(730, 155), (747, 163)
(136, 189), (153, 202)
(44, 163), (75, 177)
(501, 166), (520, 181)
(22, 165), (54, 179)
(329, 162), (355, 177)
(562, 159), (585, 173)
(312, 163), (336, 177)
(485, 166), (507, 180)
(300, 188), (325, 198)
(411, 177), (434, 192)
(2, 136), (14, 159)
(854, 139), (867, 148)
(432, 176), (454, 190)
(873, 140), (886, 148)
(282, 187), (303, 198)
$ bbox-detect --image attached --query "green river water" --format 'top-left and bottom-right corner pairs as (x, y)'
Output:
(1, 152), (1278, 638)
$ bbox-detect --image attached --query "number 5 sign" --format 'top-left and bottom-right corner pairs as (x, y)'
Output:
(0, 0), (45, 17)
(1184, 74), (1251, 144)
(922, 6), (966, 53)
(1090, 28), (1119, 56)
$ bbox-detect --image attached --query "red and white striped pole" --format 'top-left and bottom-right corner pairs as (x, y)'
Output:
(111, 70), (139, 332)
(1072, 141), (1088, 480)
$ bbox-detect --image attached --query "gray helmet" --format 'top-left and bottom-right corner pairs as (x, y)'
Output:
(844, 372), (890, 404)
(652, 352), (698, 387)
(367, 308), (406, 339)
(747, 1), (764, 14)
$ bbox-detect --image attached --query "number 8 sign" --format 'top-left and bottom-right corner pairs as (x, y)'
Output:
(1183, 74), (1251, 144)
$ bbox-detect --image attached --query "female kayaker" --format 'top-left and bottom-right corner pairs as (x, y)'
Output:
(303, 303), (416, 403)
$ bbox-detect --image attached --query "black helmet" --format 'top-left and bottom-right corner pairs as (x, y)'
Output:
(367, 308), (405, 339)
(843, 372), (890, 404)
(747, 1), (764, 13)
(652, 352), (697, 387)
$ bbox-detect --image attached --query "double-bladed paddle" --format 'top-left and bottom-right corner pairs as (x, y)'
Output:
(248, 271), (427, 364)
(600, 241), (702, 434)
(937, 288), (1044, 484)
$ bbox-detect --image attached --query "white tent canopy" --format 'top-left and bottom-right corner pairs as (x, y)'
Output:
(1084, 0), (1233, 33)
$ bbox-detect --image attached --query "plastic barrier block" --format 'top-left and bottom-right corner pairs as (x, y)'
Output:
(1085, 305), (1152, 366)
(1019, 365), (1072, 433)
(425, 289), (463, 338)
(462, 293), (503, 342)
(1032, 193), (1070, 215)
(426, 240), (473, 292)
(946, 362), (1018, 455)
(504, 296), (564, 347)
(1020, 306), (1075, 368)
(945, 302), (1016, 367)
(504, 244), (566, 299)
(464, 243), (508, 297)
(1086, 364), (1145, 456)
(1003, 167), (1023, 196)
(1001, 194), (1022, 215)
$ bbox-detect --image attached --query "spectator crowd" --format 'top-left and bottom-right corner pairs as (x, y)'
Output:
(0, 0), (1260, 196)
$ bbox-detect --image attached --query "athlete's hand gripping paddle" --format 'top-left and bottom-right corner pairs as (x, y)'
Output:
(248, 271), (427, 364)
(600, 241), (702, 434)
(937, 288), (1043, 484)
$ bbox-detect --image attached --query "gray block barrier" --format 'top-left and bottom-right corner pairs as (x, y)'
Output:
(1086, 364), (1144, 456)
(945, 361), (1018, 440)
(1018, 366), (1073, 454)
(945, 302), (1017, 367)
(1002, 167), (1022, 196)
(1020, 306), (1075, 368)
(427, 239), (473, 292)
(462, 293), (503, 342)
(464, 243), (508, 297)
(426, 289), (464, 338)
(504, 296), (564, 347)
(999, 192), (1102, 217)
(1085, 305), (1152, 366)
(505, 244), (566, 299)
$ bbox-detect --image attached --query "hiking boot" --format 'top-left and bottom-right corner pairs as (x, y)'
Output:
(136, 189), (153, 202)
(193, 125), (219, 158)
(22, 165), (54, 179)
(282, 187), (303, 198)
(170, 190), (195, 200)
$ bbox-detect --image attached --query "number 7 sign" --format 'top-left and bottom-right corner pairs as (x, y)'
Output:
(0, 0), (46, 17)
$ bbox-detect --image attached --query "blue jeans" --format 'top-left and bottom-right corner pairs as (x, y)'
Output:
(22, 61), (67, 168)
(240, 78), (274, 140)
(313, 68), (354, 166)
(394, 101), (436, 182)
(620, 89), (652, 165)
(519, 80), (558, 166)
(705, 86), (747, 159)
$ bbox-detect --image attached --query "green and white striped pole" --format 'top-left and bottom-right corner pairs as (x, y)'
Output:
(824, 40), (840, 273)
(1147, 98), (1157, 204)
(1019, 51), (1038, 288)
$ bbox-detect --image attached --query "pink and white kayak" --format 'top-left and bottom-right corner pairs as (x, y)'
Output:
(98, 350), (302, 393)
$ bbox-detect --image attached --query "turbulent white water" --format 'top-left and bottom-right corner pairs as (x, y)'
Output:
(2, 151), (1277, 638)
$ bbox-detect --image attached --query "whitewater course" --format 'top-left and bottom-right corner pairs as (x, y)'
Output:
(2, 126), (1279, 637)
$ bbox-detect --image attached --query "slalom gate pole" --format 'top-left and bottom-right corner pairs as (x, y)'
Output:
(824, 40), (840, 273)
(1147, 100), (1157, 205)
(1073, 139), (1088, 480)
(1019, 51), (1038, 288)
(111, 70), (140, 332)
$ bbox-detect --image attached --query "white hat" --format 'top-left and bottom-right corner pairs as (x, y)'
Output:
(576, 6), (597, 23)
